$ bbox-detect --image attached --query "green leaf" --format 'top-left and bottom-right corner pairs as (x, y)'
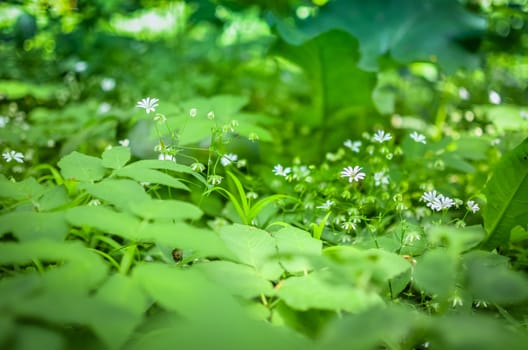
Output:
(78, 179), (150, 211)
(196, 260), (275, 299)
(274, 30), (375, 127)
(66, 206), (141, 241)
(277, 270), (383, 312)
(272, 226), (322, 273)
(12, 324), (65, 350)
(95, 274), (149, 316)
(0, 211), (68, 241)
(272, 0), (485, 72)
(413, 248), (457, 299)
(128, 199), (203, 221)
(37, 185), (69, 211)
(220, 224), (283, 280)
(124, 159), (206, 185)
(463, 251), (528, 305)
(102, 146), (131, 169)
(482, 137), (528, 249)
(0, 175), (47, 201)
(116, 166), (189, 191)
(58, 151), (106, 182)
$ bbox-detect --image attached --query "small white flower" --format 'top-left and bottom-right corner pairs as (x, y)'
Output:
(208, 175), (223, 185)
(475, 300), (488, 308)
(98, 102), (111, 114)
(341, 221), (356, 232)
(373, 171), (389, 186)
(466, 200), (480, 213)
(74, 61), (88, 72)
(340, 166), (366, 183)
(246, 192), (259, 200)
(207, 111), (215, 120)
(273, 164), (291, 177)
(88, 199), (101, 206)
(344, 139), (361, 152)
(316, 200), (334, 210)
(220, 153), (238, 167)
(404, 231), (421, 244)
(2, 150), (24, 163)
(340, 235), (352, 243)
(430, 194), (455, 211)
(100, 78), (116, 91)
(458, 87), (470, 100)
(136, 97), (159, 114)
(118, 139), (130, 147)
(0, 115), (9, 128)
(248, 132), (259, 142)
(158, 153), (175, 161)
(410, 131), (427, 144)
(452, 295), (463, 308)
(189, 108), (197, 118)
(190, 162), (206, 172)
(372, 130), (392, 143)
(421, 190), (439, 205)
(153, 113), (167, 124)
(489, 90), (501, 105)
(520, 110), (528, 120)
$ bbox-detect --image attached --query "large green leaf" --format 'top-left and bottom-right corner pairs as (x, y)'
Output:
(115, 166), (189, 191)
(481, 137), (528, 249)
(276, 270), (383, 312)
(79, 179), (150, 211)
(102, 146), (131, 169)
(272, 0), (486, 72)
(272, 226), (322, 274)
(413, 248), (457, 299)
(273, 30), (376, 127)
(0, 211), (68, 241)
(219, 224), (283, 280)
(128, 199), (203, 221)
(0, 175), (47, 201)
(58, 151), (106, 182)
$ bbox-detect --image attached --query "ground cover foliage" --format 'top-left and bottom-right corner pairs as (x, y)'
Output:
(1, 0), (528, 349)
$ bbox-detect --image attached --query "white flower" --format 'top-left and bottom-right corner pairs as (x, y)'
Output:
(98, 102), (111, 114)
(273, 164), (291, 177)
(220, 153), (238, 167)
(88, 199), (101, 206)
(341, 221), (356, 232)
(340, 235), (352, 243)
(458, 87), (470, 100)
(430, 194), (455, 211)
(373, 171), (389, 186)
(0, 115), (9, 128)
(451, 294), (463, 308)
(189, 108), (197, 118)
(136, 97), (159, 114)
(208, 175), (223, 185)
(466, 200), (480, 213)
(158, 153), (175, 161)
(520, 110), (528, 120)
(421, 190), (439, 205)
(344, 139), (361, 152)
(118, 139), (130, 147)
(190, 162), (206, 172)
(489, 90), (501, 105)
(207, 111), (215, 120)
(340, 166), (366, 182)
(248, 132), (259, 142)
(2, 150), (24, 163)
(100, 78), (116, 91)
(74, 61), (87, 72)
(404, 231), (421, 244)
(372, 130), (392, 143)
(410, 131), (427, 144)
(246, 192), (259, 200)
(316, 200), (334, 210)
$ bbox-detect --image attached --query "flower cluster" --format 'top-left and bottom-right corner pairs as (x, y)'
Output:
(421, 190), (455, 211)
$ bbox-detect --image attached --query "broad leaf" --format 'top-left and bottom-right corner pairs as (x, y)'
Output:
(413, 248), (457, 299)
(272, 226), (322, 273)
(220, 224), (283, 280)
(272, 0), (486, 72)
(79, 179), (150, 211)
(0, 175), (47, 201)
(116, 166), (189, 191)
(482, 137), (528, 249)
(276, 270), (383, 312)
(58, 151), (106, 182)
(196, 260), (275, 298)
(66, 206), (141, 240)
(102, 146), (131, 169)
(128, 199), (203, 221)
(0, 211), (68, 241)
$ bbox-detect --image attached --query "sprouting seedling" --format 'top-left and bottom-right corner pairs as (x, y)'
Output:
(205, 171), (293, 225)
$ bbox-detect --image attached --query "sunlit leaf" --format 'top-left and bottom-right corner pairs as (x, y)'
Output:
(482, 137), (528, 249)
(0, 211), (68, 241)
(116, 166), (189, 191)
(79, 179), (150, 211)
(128, 199), (203, 221)
(272, 226), (322, 273)
(58, 151), (106, 182)
(102, 146), (131, 169)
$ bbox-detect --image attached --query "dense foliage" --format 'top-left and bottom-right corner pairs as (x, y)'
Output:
(1, 0), (528, 349)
